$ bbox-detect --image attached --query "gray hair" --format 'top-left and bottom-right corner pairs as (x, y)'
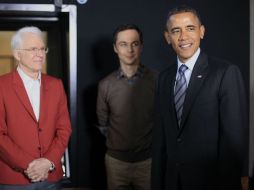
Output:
(11, 26), (43, 50)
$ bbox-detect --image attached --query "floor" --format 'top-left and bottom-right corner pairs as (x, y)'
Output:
(61, 178), (250, 190)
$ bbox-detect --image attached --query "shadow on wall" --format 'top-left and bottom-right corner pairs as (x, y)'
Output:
(81, 37), (118, 190)
(92, 37), (118, 80)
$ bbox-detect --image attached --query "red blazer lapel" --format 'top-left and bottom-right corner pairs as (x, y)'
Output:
(12, 71), (37, 122)
(39, 74), (49, 124)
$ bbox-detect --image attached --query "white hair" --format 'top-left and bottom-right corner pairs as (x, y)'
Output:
(11, 26), (43, 50)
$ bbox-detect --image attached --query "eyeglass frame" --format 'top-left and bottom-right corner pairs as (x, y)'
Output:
(16, 47), (49, 54)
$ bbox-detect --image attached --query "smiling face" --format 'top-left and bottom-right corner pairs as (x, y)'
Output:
(164, 12), (205, 63)
(113, 29), (143, 67)
(13, 32), (46, 78)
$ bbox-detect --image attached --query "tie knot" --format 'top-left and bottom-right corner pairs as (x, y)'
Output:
(179, 64), (188, 74)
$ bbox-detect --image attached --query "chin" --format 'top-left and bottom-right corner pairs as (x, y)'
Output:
(33, 68), (42, 72)
(123, 61), (135, 65)
(180, 52), (195, 60)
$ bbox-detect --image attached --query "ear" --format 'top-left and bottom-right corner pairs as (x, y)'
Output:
(13, 50), (21, 61)
(164, 31), (171, 45)
(200, 25), (205, 39)
(113, 44), (118, 53)
(140, 44), (143, 52)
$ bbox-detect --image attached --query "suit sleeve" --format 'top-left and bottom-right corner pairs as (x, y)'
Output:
(96, 81), (110, 136)
(44, 80), (72, 167)
(0, 83), (34, 171)
(151, 74), (166, 190)
(218, 65), (248, 177)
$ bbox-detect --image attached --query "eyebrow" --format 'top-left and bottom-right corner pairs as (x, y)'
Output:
(171, 26), (180, 31)
(170, 24), (197, 31)
(186, 24), (196, 28)
(118, 40), (140, 44)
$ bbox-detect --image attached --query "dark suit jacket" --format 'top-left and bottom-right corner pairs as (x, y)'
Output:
(0, 71), (72, 185)
(152, 52), (248, 190)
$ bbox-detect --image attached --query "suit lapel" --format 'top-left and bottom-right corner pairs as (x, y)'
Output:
(162, 64), (179, 128)
(180, 52), (209, 129)
(13, 71), (37, 122)
(39, 74), (49, 125)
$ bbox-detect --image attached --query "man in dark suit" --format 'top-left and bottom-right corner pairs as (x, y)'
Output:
(152, 5), (248, 190)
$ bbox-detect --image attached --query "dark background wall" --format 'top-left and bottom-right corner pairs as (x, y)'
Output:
(0, 0), (250, 189)
(75, 1), (250, 188)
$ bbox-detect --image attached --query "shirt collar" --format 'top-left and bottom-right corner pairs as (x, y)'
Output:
(117, 64), (145, 80)
(17, 66), (41, 85)
(177, 48), (200, 71)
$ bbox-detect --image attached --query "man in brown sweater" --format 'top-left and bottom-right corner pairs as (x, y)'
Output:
(96, 24), (156, 190)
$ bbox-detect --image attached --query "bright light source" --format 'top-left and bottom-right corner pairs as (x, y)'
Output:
(77, 0), (88, 4)
(54, 0), (62, 7)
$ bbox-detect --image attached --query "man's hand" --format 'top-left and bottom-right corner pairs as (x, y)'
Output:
(24, 158), (52, 183)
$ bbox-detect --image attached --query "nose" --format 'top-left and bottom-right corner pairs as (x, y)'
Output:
(127, 44), (134, 52)
(179, 31), (188, 41)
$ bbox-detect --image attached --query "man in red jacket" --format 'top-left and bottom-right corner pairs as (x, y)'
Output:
(0, 26), (72, 190)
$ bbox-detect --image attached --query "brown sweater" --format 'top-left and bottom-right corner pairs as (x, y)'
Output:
(96, 66), (157, 162)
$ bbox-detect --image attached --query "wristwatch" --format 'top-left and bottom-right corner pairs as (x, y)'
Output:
(49, 162), (55, 172)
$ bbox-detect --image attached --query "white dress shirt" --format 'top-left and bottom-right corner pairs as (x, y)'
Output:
(17, 67), (41, 121)
(175, 48), (201, 87)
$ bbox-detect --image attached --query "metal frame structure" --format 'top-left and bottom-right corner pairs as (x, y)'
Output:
(250, 0), (254, 176)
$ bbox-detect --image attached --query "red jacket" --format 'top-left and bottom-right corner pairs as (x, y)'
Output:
(0, 71), (72, 184)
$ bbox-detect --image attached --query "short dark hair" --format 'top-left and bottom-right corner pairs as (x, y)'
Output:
(113, 24), (143, 45)
(166, 5), (202, 29)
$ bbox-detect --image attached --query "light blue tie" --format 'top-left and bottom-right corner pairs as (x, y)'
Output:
(174, 64), (188, 126)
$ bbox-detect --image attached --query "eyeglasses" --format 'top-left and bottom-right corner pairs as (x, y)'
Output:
(16, 47), (49, 54)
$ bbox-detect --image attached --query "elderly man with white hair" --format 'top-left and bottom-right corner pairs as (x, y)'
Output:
(0, 26), (72, 190)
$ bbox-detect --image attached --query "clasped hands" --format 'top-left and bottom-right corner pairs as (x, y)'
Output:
(24, 158), (52, 183)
